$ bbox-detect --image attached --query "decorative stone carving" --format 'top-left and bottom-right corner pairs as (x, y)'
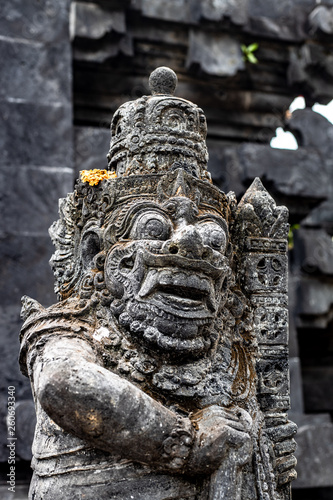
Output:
(20, 67), (296, 500)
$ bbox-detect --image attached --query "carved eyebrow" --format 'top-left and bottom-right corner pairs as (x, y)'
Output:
(196, 214), (228, 234)
(119, 204), (171, 239)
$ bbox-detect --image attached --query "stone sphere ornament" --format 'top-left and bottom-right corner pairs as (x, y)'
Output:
(149, 66), (178, 95)
(20, 67), (297, 500)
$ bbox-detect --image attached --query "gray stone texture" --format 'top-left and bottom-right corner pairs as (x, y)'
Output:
(20, 81), (296, 498)
(186, 31), (245, 76)
(0, 38), (71, 104)
(74, 126), (110, 179)
(0, 485), (30, 500)
(0, 166), (74, 235)
(0, 305), (34, 462)
(0, 102), (73, 167)
(0, 0), (74, 483)
(295, 422), (333, 488)
(72, 2), (126, 39)
(0, 235), (57, 307)
(1, 0), (333, 496)
(0, 0), (71, 43)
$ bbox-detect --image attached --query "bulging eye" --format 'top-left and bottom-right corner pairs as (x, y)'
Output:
(131, 213), (171, 240)
(198, 223), (226, 252)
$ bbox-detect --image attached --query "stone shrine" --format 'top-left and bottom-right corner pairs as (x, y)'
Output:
(20, 67), (296, 500)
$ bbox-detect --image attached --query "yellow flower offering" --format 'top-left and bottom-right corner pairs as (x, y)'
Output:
(80, 169), (117, 186)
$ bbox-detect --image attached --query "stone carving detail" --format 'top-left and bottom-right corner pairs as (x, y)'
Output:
(20, 67), (296, 500)
(234, 177), (295, 498)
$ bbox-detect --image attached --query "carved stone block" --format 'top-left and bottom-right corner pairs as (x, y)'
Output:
(253, 305), (288, 345)
(257, 347), (290, 411)
(243, 254), (288, 294)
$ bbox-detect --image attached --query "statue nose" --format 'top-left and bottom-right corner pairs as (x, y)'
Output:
(167, 226), (204, 259)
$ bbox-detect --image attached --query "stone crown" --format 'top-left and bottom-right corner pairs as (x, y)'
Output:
(107, 67), (210, 182)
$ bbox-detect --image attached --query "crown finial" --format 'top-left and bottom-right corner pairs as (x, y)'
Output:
(149, 67), (178, 96)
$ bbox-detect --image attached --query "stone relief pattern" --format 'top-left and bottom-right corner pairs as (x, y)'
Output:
(234, 178), (296, 499)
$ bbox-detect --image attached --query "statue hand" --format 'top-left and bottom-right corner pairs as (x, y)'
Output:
(187, 405), (253, 475)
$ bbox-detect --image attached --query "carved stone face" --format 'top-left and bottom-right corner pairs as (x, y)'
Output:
(104, 196), (230, 358)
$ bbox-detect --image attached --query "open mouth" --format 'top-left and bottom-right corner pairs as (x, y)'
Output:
(156, 284), (208, 303)
(138, 268), (216, 318)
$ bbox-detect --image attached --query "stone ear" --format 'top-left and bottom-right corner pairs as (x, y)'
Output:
(80, 231), (101, 270)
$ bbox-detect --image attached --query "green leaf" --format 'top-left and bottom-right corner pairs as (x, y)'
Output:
(247, 42), (259, 52)
(247, 53), (258, 64)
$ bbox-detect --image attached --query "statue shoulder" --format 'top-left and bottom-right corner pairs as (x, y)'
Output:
(19, 296), (97, 377)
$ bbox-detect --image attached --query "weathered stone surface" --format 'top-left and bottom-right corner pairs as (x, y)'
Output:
(302, 200), (333, 234)
(294, 422), (333, 488)
(207, 140), (245, 196)
(0, 166), (74, 235)
(0, 235), (56, 307)
(20, 69), (296, 499)
(288, 109), (333, 152)
(3, 0), (333, 494)
(297, 276), (333, 328)
(293, 228), (333, 276)
(288, 46), (333, 102)
(0, 306), (33, 400)
(200, 0), (249, 25)
(214, 143), (329, 221)
(75, 126), (110, 179)
(71, 2), (126, 39)
(290, 413), (331, 428)
(0, 101), (73, 167)
(0, 305), (34, 462)
(0, 38), (71, 104)
(238, 144), (328, 201)
(0, 0), (74, 493)
(0, 484), (30, 500)
(289, 357), (304, 414)
(302, 367), (333, 413)
(245, 0), (317, 41)
(15, 400), (36, 461)
(0, 0), (71, 43)
(186, 31), (245, 77)
(72, 0), (333, 132)
(138, 0), (201, 24)
(73, 34), (134, 62)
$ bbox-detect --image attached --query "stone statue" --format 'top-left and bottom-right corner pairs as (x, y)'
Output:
(20, 67), (297, 500)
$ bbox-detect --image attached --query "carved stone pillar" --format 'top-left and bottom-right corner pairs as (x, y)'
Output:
(235, 178), (293, 500)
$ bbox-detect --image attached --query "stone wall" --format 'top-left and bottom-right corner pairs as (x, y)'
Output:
(1, 0), (333, 497)
(0, 0), (74, 496)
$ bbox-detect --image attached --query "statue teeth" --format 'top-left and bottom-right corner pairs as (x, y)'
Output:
(159, 271), (172, 285)
(173, 272), (186, 285)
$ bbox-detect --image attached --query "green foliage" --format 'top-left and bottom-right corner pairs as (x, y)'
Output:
(288, 224), (300, 250)
(241, 43), (259, 64)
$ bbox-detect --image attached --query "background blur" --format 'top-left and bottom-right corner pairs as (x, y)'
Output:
(1, 1), (333, 498)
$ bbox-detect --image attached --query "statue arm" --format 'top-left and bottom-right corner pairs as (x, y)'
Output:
(30, 335), (194, 470)
(29, 335), (252, 474)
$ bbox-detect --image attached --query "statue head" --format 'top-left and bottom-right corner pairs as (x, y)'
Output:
(103, 178), (232, 359)
(49, 68), (242, 367)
